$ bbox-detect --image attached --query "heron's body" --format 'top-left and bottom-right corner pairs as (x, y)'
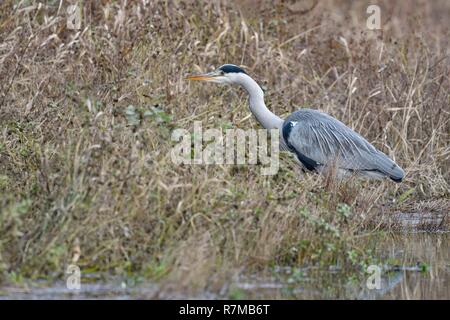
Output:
(282, 109), (403, 181)
(187, 64), (405, 182)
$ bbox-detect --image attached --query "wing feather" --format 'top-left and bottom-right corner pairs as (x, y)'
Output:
(283, 109), (404, 181)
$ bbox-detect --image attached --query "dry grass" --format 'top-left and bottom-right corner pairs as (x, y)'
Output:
(0, 0), (448, 295)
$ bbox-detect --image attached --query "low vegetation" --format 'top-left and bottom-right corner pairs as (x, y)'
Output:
(0, 0), (448, 296)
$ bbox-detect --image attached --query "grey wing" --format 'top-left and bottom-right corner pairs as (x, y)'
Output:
(282, 109), (404, 181)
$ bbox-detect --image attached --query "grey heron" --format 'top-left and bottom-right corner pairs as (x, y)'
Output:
(186, 64), (405, 182)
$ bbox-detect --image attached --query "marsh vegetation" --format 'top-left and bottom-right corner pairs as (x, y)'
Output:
(0, 0), (448, 299)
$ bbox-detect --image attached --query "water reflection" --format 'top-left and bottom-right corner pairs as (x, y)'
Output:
(234, 233), (449, 299)
(0, 233), (448, 299)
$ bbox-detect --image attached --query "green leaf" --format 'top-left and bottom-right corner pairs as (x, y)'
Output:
(125, 105), (140, 126)
(398, 188), (415, 204)
(143, 106), (172, 124)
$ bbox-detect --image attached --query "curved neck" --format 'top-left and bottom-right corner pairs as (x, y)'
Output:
(235, 74), (284, 129)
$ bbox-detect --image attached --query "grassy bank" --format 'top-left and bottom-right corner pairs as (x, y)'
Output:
(0, 0), (448, 294)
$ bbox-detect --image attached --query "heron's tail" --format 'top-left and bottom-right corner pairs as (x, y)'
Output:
(372, 151), (405, 182)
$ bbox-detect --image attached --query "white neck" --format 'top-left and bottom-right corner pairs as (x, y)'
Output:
(233, 73), (284, 129)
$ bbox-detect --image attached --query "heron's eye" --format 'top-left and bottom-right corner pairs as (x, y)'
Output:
(219, 70), (225, 75)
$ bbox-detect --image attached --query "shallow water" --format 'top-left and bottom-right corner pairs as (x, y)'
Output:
(1, 233), (448, 299)
(233, 233), (449, 299)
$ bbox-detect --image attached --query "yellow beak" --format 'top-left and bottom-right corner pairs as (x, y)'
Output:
(185, 74), (215, 81)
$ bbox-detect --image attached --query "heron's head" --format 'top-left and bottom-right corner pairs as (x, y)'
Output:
(186, 64), (248, 85)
